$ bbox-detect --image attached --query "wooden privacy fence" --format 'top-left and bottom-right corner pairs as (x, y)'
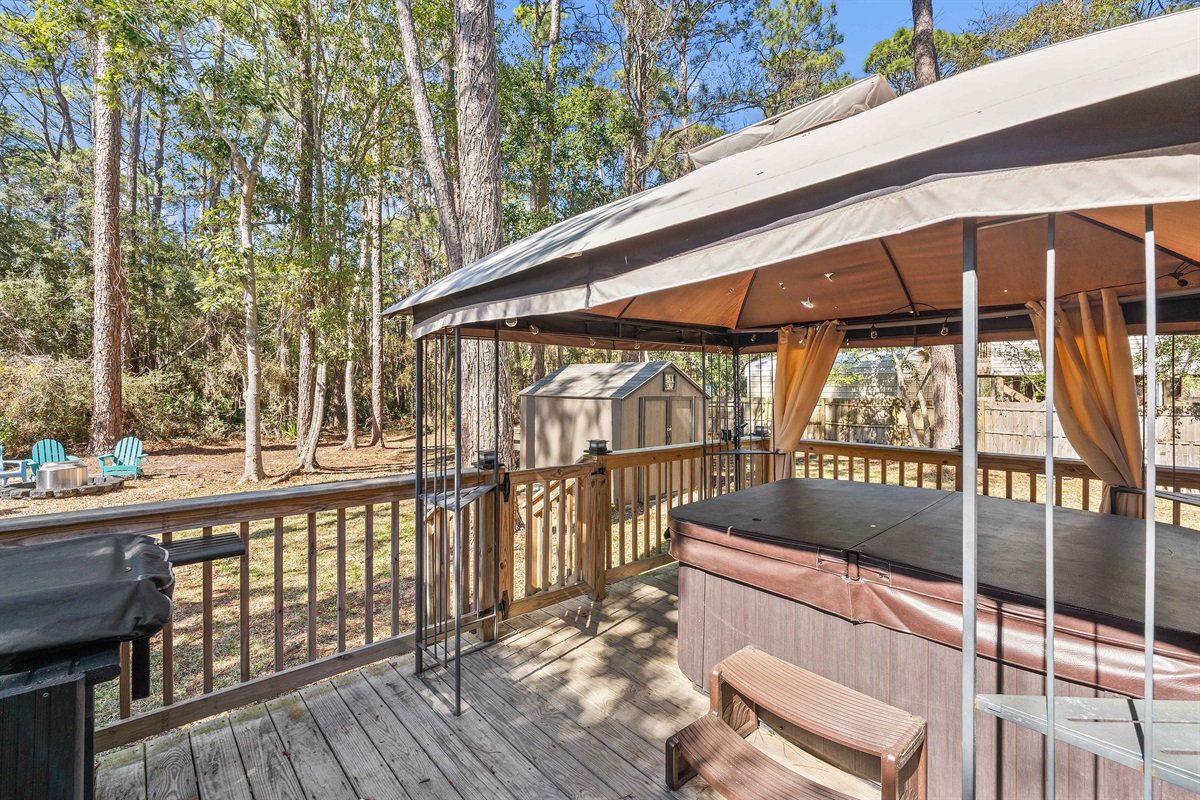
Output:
(794, 439), (1200, 525)
(0, 439), (765, 752)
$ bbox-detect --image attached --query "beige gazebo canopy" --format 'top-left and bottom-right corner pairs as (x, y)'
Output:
(389, 10), (1200, 350)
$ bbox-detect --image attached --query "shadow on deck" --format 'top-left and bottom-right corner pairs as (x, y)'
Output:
(95, 564), (878, 800)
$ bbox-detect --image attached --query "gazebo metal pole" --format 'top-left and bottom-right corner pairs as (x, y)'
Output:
(1142, 205), (1157, 800)
(961, 218), (979, 800)
(493, 325), (501, 635)
(1043, 215), (1057, 798)
(454, 327), (463, 716)
(414, 337), (425, 673)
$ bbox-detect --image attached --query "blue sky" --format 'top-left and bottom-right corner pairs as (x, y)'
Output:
(838, 0), (984, 75)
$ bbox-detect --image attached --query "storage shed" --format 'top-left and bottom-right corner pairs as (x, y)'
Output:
(519, 361), (706, 469)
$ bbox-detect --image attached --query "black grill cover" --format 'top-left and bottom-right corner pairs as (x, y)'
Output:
(0, 535), (173, 668)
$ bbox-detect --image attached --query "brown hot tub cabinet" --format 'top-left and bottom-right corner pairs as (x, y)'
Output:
(668, 479), (1200, 799)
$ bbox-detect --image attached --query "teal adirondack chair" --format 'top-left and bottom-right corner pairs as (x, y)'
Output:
(0, 445), (29, 486)
(29, 438), (81, 477)
(99, 436), (146, 478)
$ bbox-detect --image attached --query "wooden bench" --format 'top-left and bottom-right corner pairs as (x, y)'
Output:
(666, 646), (927, 800)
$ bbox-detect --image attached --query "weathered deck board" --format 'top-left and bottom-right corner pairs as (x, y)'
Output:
(96, 564), (874, 800)
(93, 744), (146, 800)
(225, 704), (306, 800)
(144, 728), (197, 800)
(189, 717), (253, 800)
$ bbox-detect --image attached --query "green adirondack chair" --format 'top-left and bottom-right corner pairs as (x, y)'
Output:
(29, 438), (81, 477)
(99, 436), (146, 478)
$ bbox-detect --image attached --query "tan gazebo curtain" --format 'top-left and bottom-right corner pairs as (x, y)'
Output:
(772, 322), (845, 479)
(1026, 289), (1142, 517)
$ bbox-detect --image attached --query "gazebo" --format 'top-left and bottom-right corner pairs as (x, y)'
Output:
(389, 11), (1200, 800)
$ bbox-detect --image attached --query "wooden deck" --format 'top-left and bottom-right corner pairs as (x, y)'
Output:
(95, 564), (880, 800)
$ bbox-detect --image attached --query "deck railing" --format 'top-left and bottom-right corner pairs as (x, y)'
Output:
(8, 435), (1186, 754)
(0, 439), (762, 752)
(793, 439), (1200, 525)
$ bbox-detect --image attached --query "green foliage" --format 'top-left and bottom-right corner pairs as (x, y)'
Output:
(745, 0), (850, 115)
(863, 27), (977, 94)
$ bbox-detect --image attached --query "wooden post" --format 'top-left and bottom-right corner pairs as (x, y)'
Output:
(479, 485), (498, 641)
(579, 457), (609, 601)
(498, 472), (514, 626)
(594, 463), (611, 600)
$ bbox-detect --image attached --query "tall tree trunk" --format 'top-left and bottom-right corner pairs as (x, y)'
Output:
(526, 0), (560, 378)
(123, 87), (141, 371)
(89, 29), (123, 455)
(395, 0), (463, 270)
(295, 12), (317, 455)
(368, 189), (385, 446)
(152, 90), (166, 228)
(299, 359), (327, 471)
(344, 236), (365, 450)
(911, 0), (940, 88)
(457, 0), (512, 466)
(912, 0), (959, 449)
(239, 178), (266, 482)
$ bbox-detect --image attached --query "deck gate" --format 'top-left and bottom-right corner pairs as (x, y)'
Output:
(414, 328), (503, 715)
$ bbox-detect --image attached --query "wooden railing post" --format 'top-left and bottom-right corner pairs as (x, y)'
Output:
(497, 473), (514, 627)
(594, 462), (611, 599)
(478, 473), (501, 641)
(578, 456), (609, 601)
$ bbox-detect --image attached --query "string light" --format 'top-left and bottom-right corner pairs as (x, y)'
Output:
(504, 318), (518, 328)
(869, 323), (879, 340)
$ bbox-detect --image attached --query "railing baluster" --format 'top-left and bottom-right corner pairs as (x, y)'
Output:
(982, 468), (990, 496)
(540, 485), (551, 590)
(1082, 477), (1091, 512)
(238, 522), (250, 682)
(119, 641), (131, 718)
(617, 469), (627, 567)
(365, 504), (374, 645)
(163, 530), (175, 704)
(576, 474), (585, 582)
(273, 516), (284, 671)
(631, 468), (639, 562)
(917, 460), (924, 488)
(524, 484), (534, 595)
(1054, 475), (1063, 507)
(391, 501), (400, 637)
(557, 479), (566, 586)
(306, 513), (317, 662)
(202, 525), (214, 694)
(336, 509), (347, 652)
(656, 461), (664, 554)
(935, 464), (943, 490)
(643, 465), (651, 558)
(1029, 473), (1037, 502)
(1005, 469), (1013, 499)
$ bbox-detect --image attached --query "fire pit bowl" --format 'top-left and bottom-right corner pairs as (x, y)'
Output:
(35, 460), (88, 491)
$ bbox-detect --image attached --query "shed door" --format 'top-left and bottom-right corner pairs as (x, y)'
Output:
(640, 397), (695, 446)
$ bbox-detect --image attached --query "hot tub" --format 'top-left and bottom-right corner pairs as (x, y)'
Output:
(669, 478), (1199, 799)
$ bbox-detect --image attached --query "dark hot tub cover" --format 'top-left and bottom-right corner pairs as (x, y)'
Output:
(0, 535), (173, 667)
(669, 479), (1200, 699)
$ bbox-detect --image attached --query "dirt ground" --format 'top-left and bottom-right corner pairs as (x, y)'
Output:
(0, 431), (418, 519)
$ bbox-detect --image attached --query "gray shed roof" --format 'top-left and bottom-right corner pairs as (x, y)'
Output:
(520, 362), (700, 399)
